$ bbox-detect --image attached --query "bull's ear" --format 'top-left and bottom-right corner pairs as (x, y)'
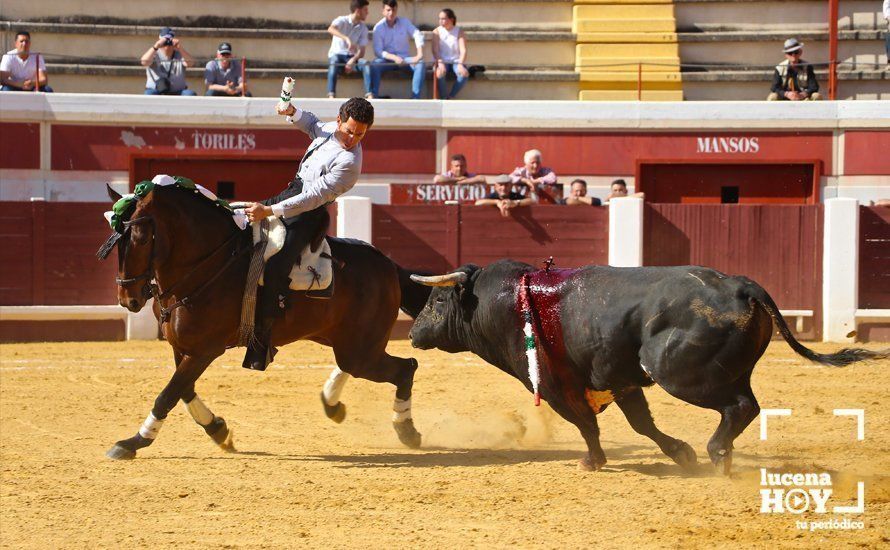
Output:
(106, 183), (123, 203)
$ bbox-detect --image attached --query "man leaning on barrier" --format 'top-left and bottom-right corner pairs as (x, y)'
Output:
(767, 38), (821, 101)
(205, 42), (249, 97)
(0, 30), (53, 92)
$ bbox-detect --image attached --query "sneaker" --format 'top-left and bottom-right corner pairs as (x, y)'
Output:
(327, 92), (335, 99)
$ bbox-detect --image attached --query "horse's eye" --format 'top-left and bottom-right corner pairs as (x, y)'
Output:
(435, 296), (445, 304)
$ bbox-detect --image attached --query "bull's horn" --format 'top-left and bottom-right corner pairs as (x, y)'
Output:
(410, 272), (468, 287)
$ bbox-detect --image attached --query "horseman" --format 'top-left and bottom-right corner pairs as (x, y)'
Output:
(243, 97), (375, 371)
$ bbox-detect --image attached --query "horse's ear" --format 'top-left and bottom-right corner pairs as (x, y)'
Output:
(106, 183), (123, 203)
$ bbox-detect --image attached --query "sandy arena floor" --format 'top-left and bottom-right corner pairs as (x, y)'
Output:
(1, 339), (888, 548)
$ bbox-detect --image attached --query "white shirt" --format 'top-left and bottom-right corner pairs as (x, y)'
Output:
(435, 26), (461, 63)
(328, 14), (370, 58)
(372, 17), (424, 59)
(272, 109), (363, 218)
(884, 0), (890, 19)
(0, 49), (46, 82)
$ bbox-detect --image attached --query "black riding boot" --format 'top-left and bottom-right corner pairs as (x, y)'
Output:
(242, 316), (277, 371)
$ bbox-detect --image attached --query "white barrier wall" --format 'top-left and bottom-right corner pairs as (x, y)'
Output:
(336, 196), (372, 242)
(822, 198), (859, 342)
(608, 197), (644, 268)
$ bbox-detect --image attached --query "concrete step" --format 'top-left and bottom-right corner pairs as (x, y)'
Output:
(574, 19), (677, 33)
(579, 89), (684, 100)
(574, 4), (676, 19)
(577, 31), (677, 43)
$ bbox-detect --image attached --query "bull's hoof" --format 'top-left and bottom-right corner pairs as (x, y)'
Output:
(204, 417), (236, 452)
(578, 455), (606, 472)
(320, 392), (346, 424)
(106, 442), (136, 460)
(393, 418), (422, 449)
(667, 440), (698, 472)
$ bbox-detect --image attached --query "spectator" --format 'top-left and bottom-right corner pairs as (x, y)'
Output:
(767, 39), (820, 101)
(327, 0), (372, 99)
(204, 43), (250, 96)
(475, 174), (534, 217)
(510, 149), (559, 203)
(368, 0), (425, 99)
(433, 153), (486, 184)
(140, 27), (197, 96)
(603, 179), (644, 203)
(431, 9), (469, 99)
(1, 30), (53, 92)
(560, 179), (602, 206)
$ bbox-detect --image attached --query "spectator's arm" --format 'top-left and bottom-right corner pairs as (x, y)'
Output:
(327, 22), (353, 52)
(536, 169), (558, 185)
(474, 199), (500, 206)
(509, 167), (523, 185)
(37, 68), (48, 87)
(565, 196), (594, 206)
(373, 23), (385, 59)
(461, 174), (487, 184)
(410, 23), (424, 63)
(516, 196), (535, 206)
(175, 42), (195, 68)
(805, 64), (819, 94)
(434, 174), (458, 184)
(457, 30), (468, 65)
(349, 46), (365, 66)
(140, 42), (163, 67)
(431, 30), (441, 62)
(770, 69), (783, 94)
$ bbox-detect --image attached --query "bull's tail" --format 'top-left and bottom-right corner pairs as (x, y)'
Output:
(396, 265), (433, 319)
(742, 279), (889, 367)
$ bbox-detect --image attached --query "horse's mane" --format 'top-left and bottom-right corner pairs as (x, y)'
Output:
(152, 184), (241, 233)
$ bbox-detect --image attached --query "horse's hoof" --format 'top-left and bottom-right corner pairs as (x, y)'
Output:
(320, 392), (346, 424)
(106, 443), (136, 460)
(710, 449), (733, 476)
(217, 427), (236, 453)
(667, 440), (698, 472)
(578, 455), (606, 472)
(393, 419), (422, 449)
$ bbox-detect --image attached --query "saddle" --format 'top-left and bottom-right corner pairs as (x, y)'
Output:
(254, 216), (334, 295)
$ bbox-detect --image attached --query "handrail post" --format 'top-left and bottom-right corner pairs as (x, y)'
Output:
(637, 62), (642, 101)
(828, 0), (838, 100)
(432, 61), (439, 100)
(35, 53), (41, 93)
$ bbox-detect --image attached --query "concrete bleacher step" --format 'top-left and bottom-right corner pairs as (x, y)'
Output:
(574, 18), (676, 33)
(577, 31), (677, 43)
(579, 89), (683, 100)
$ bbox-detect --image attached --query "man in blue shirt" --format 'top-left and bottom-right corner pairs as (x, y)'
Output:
(204, 43), (249, 96)
(368, 0), (425, 99)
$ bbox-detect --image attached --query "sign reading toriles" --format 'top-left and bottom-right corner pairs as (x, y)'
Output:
(191, 131), (256, 151)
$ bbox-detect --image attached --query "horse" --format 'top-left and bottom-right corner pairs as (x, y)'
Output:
(100, 183), (431, 459)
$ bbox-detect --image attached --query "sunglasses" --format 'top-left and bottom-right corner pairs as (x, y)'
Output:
(786, 50), (802, 56)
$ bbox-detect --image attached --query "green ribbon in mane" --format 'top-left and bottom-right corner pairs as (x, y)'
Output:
(109, 176), (232, 233)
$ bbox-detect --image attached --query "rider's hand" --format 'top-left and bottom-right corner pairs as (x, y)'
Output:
(245, 203), (273, 222)
(276, 103), (296, 116)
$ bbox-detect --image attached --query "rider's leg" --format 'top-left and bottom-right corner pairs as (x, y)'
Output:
(243, 205), (330, 371)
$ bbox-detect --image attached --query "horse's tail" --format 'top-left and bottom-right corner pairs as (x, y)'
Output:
(396, 265), (433, 319)
(742, 278), (889, 367)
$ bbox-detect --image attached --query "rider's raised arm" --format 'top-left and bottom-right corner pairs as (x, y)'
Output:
(270, 155), (361, 218)
(287, 109), (327, 140)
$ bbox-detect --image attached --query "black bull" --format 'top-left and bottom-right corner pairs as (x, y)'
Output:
(408, 260), (887, 474)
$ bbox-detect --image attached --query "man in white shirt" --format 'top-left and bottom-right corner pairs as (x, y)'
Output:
(327, 0), (372, 98)
(0, 30), (53, 92)
(241, 97), (375, 370)
(368, 0), (425, 99)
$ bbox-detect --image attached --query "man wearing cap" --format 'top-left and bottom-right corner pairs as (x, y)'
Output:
(204, 42), (249, 96)
(475, 174), (535, 217)
(768, 38), (820, 101)
(140, 27), (197, 96)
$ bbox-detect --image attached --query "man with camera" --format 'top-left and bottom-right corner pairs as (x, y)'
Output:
(140, 27), (197, 96)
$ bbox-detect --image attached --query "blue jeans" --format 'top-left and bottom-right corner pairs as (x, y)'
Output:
(144, 88), (197, 96)
(1, 84), (53, 92)
(327, 54), (370, 95)
(436, 63), (468, 99)
(369, 58), (425, 99)
(205, 89), (252, 97)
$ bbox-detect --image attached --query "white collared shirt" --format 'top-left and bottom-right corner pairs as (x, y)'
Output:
(0, 49), (46, 82)
(328, 14), (370, 58)
(372, 16), (424, 59)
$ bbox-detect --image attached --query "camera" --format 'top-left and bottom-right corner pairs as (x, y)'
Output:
(163, 38), (173, 46)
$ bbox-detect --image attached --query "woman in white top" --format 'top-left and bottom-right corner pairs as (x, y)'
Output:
(431, 9), (469, 99)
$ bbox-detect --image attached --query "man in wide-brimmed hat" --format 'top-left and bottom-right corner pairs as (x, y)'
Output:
(767, 38), (821, 101)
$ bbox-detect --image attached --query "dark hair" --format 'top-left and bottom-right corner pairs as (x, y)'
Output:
(339, 97), (375, 126)
(450, 153), (466, 163)
(350, 0), (369, 11)
(571, 179), (587, 188)
(611, 179), (627, 188)
(441, 8), (457, 24)
(15, 30), (31, 40)
(383, 0), (398, 8)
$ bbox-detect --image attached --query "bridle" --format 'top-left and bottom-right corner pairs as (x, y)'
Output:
(115, 213), (249, 322)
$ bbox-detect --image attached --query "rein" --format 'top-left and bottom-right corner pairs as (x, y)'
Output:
(116, 215), (249, 323)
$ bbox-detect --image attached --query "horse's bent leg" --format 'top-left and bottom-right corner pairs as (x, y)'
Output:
(106, 353), (217, 460)
(180, 385), (235, 451)
(320, 367), (351, 423)
(389, 357), (420, 449)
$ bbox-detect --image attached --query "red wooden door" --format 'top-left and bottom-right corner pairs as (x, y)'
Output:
(639, 163), (817, 204)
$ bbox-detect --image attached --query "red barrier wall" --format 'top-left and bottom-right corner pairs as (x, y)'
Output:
(844, 131), (890, 176)
(0, 202), (119, 306)
(0, 122), (40, 169)
(644, 204), (823, 339)
(372, 205), (609, 272)
(859, 206), (890, 309)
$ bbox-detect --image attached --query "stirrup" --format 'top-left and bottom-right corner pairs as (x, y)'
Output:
(242, 339), (277, 371)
